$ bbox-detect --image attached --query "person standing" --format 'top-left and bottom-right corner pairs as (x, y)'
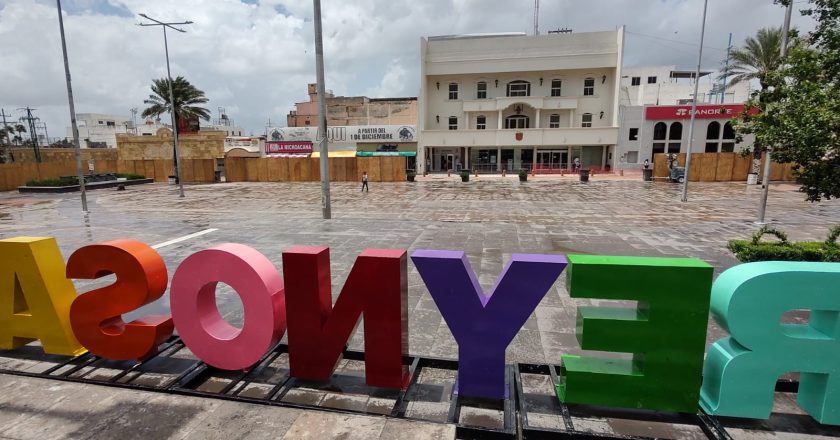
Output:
(361, 171), (369, 192)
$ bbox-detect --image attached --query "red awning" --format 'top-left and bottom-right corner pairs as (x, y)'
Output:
(265, 153), (310, 158)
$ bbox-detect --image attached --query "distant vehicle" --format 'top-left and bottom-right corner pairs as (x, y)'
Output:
(670, 167), (686, 183)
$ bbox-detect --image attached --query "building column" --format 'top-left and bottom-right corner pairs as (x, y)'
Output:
(497, 147), (502, 172)
(535, 109), (541, 129)
(464, 147), (470, 169)
(569, 110), (575, 127)
(533, 146), (538, 170)
(601, 145), (607, 169)
(498, 110), (503, 130)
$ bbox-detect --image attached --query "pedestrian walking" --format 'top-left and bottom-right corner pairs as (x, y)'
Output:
(361, 171), (369, 192)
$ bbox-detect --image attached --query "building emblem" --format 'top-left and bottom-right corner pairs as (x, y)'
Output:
(515, 132), (523, 141)
(398, 126), (416, 142)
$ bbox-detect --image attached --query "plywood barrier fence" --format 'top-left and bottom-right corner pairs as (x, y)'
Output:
(0, 158), (216, 191)
(224, 157), (406, 183)
(652, 153), (795, 182)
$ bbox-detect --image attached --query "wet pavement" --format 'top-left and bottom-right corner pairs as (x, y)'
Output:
(2, 179), (837, 359)
(1, 178), (838, 439)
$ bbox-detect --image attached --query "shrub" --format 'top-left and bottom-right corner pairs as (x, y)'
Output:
(25, 176), (79, 187)
(728, 225), (840, 262)
(459, 170), (470, 182)
(116, 173), (145, 180)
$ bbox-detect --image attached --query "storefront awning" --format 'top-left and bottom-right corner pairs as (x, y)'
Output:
(310, 151), (357, 158)
(265, 153), (310, 158)
(356, 151), (417, 157)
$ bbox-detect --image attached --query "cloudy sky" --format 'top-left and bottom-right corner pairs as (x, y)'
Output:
(0, 0), (815, 138)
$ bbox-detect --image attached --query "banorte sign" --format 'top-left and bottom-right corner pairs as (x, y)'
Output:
(645, 104), (759, 120)
(2, 236), (839, 424)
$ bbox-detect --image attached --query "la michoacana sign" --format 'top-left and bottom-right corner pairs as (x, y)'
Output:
(1, 236), (839, 424)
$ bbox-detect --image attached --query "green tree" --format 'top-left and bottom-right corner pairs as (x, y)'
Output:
(733, 0), (840, 201)
(718, 27), (789, 90)
(141, 76), (210, 128)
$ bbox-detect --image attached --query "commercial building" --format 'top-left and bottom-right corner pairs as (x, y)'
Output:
(418, 29), (624, 174)
(287, 83), (416, 127)
(615, 104), (756, 169)
(619, 66), (752, 106)
(65, 113), (167, 148)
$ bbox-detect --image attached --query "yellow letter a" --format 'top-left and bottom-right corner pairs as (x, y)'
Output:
(0, 237), (85, 356)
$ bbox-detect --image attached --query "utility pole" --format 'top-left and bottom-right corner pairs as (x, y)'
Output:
(18, 107), (41, 162)
(757, 1), (793, 224)
(680, 0), (709, 202)
(138, 13), (193, 199)
(56, 0), (88, 211)
(0, 109), (10, 162)
(313, 0), (331, 219)
(721, 33), (732, 103)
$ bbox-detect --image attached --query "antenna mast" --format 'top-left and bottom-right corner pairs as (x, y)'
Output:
(534, 0), (539, 35)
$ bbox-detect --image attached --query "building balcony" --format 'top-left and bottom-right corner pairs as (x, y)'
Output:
(461, 96), (579, 112)
(419, 127), (618, 147)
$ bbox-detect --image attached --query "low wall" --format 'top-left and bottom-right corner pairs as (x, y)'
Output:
(224, 157), (406, 182)
(8, 148), (118, 163)
(653, 153), (796, 182)
(0, 158), (216, 191)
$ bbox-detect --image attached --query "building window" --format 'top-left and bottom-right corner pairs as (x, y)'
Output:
(669, 122), (683, 140)
(477, 82), (487, 99)
(667, 143), (681, 153)
(721, 142), (736, 152)
(581, 113), (593, 128)
(652, 143), (666, 155)
(647, 76), (657, 84)
(706, 121), (721, 140)
(98, 120), (104, 125)
(631, 77), (641, 86)
(583, 78), (595, 96)
(705, 142), (719, 153)
(506, 80), (530, 97)
(550, 79), (562, 96)
(304, 120), (310, 125)
(448, 116), (458, 130)
(626, 151), (639, 163)
(505, 115), (529, 129)
(549, 114), (560, 128)
(476, 115), (486, 130)
(723, 122), (736, 140)
(653, 122), (667, 140)
(449, 83), (459, 100)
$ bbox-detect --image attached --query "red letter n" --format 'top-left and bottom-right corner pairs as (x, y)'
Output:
(282, 246), (408, 388)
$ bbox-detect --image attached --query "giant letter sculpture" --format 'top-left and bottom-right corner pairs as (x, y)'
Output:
(67, 240), (173, 361)
(282, 246), (409, 388)
(558, 255), (712, 413)
(170, 244), (286, 370)
(411, 250), (566, 399)
(700, 262), (840, 424)
(0, 237), (85, 356)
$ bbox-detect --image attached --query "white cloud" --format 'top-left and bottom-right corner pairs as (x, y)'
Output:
(0, 0), (816, 139)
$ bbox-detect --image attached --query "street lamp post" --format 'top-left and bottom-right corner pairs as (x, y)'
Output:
(756, 1), (794, 224)
(313, 0), (331, 219)
(138, 13), (193, 198)
(680, 0), (709, 202)
(56, 0), (87, 212)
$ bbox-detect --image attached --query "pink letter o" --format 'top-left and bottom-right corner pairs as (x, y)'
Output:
(170, 243), (286, 370)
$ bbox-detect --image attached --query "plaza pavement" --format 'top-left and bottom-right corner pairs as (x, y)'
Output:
(0, 177), (838, 439)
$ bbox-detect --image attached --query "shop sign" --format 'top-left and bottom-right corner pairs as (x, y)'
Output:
(1, 236), (839, 424)
(349, 126), (416, 142)
(356, 151), (417, 157)
(645, 104), (759, 120)
(265, 141), (313, 154)
(225, 138), (257, 149)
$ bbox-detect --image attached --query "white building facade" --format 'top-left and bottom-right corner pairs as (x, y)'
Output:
(66, 113), (170, 148)
(615, 104), (756, 169)
(418, 29), (625, 174)
(620, 66), (752, 106)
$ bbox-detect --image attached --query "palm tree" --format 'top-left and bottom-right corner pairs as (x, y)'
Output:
(141, 76), (210, 128)
(718, 27), (790, 90)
